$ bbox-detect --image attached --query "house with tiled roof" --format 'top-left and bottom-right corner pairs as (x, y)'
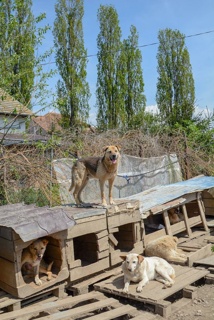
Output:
(0, 88), (33, 134)
(28, 112), (62, 136)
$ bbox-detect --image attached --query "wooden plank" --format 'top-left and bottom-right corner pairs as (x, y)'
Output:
(150, 268), (209, 301)
(150, 198), (186, 215)
(97, 236), (109, 252)
(188, 243), (212, 267)
(69, 257), (109, 282)
(95, 230), (108, 239)
(0, 258), (17, 288)
(108, 233), (118, 246)
(70, 267), (122, 295)
(0, 227), (20, 241)
(107, 211), (141, 229)
(132, 222), (142, 242)
(68, 259), (82, 269)
(67, 218), (106, 238)
(197, 193), (209, 232)
(80, 304), (137, 320)
(32, 298), (119, 320)
(163, 210), (172, 236)
(181, 204), (192, 237)
(0, 238), (15, 261)
(204, 236), (214, 243)
(193, 255), (214, 267)
(97, 249), (109, 260)
(0, 296), (20, 310)
(0, 291), (105, 320)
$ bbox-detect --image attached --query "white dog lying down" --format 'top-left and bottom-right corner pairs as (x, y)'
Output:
(120, 253), (175, 293)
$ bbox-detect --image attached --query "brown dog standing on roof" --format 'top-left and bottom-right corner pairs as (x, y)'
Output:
(69, 145), (121, 206)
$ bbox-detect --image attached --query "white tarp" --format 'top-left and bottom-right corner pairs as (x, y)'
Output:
(52, 153), (182, 205)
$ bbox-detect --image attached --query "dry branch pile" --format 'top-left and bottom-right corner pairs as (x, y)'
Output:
(0, 129), (213, 206)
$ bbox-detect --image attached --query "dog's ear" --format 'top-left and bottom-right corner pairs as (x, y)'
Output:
(120, 255), (127, 261)
(103, 146), (109, 153)
(42, 238), (49, 246)
(137, 255), (144, 263)
(116, 145), (121, 152)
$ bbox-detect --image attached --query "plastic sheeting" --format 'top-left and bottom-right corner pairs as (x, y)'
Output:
(52, 153), (182, 205)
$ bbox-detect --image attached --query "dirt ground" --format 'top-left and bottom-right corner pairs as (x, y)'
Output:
(155, 283), (214, 320)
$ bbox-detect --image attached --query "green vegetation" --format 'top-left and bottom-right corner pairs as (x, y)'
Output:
(0, 2), (213, 207)
(0, 0), (54, 110)
(53, 0), (90, 128)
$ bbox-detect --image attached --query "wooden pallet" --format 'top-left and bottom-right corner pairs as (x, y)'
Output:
(0, 290), (21, 313)
(0, 282), (66, 314)
(68, 266), (122, 295)
(94, 264), (210, 318)
(0, 291), (157, 320)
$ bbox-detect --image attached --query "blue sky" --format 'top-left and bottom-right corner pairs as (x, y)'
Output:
(32, 0), (214, 124)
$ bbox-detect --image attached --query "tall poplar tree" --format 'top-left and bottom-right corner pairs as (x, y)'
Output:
(96, 5), (124, 130)
(122, 25), (146, 128)
(53, 0), (90, 128)
(156, 28), (195, 128)
(0, 0), (35, 107)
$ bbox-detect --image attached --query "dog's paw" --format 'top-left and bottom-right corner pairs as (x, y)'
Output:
(163, 281), (174, 289)
(136, 286), (143, 293)
(122, 288), (129, 294)
(35, 277), (42, 286)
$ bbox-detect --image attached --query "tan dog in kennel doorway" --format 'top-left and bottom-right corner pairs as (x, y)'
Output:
(69, 145), (121, 206)
(21, 238), (53, 286)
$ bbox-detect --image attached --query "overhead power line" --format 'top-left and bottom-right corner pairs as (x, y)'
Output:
(41, 29), (214, 66)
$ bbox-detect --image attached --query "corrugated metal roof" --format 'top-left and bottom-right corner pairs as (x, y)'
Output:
(0, 88), (33, 116)
(121, 176), (214, 214)
(0, 203), (75, 242)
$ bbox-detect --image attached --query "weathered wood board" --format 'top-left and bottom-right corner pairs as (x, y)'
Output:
(193, 255), (214, 267)
(0, 291), (156, 320)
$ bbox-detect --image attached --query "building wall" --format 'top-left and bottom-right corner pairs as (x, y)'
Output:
(0, 115), (26, 133)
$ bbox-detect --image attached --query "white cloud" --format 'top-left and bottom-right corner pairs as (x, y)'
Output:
(145, 104), (158, 114)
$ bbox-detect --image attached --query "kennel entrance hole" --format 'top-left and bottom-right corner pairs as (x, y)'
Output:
(21, 236), (63, 285)
(114, 223), (135, 252)
(73, 233), (98, 266)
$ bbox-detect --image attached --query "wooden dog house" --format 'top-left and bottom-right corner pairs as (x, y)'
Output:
(63, 206), (109, 283)
(0, 203), (75, 298)
(106, 200), (142, 267)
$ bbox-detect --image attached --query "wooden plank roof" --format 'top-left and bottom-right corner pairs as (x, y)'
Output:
(0, 203), (76, 242)
(0, 88), (33, 116)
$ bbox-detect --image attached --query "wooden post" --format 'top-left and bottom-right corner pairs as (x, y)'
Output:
(181, 204), (192, 237)
(163, 210), (172, 236)
(197, 192), (209, 232)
